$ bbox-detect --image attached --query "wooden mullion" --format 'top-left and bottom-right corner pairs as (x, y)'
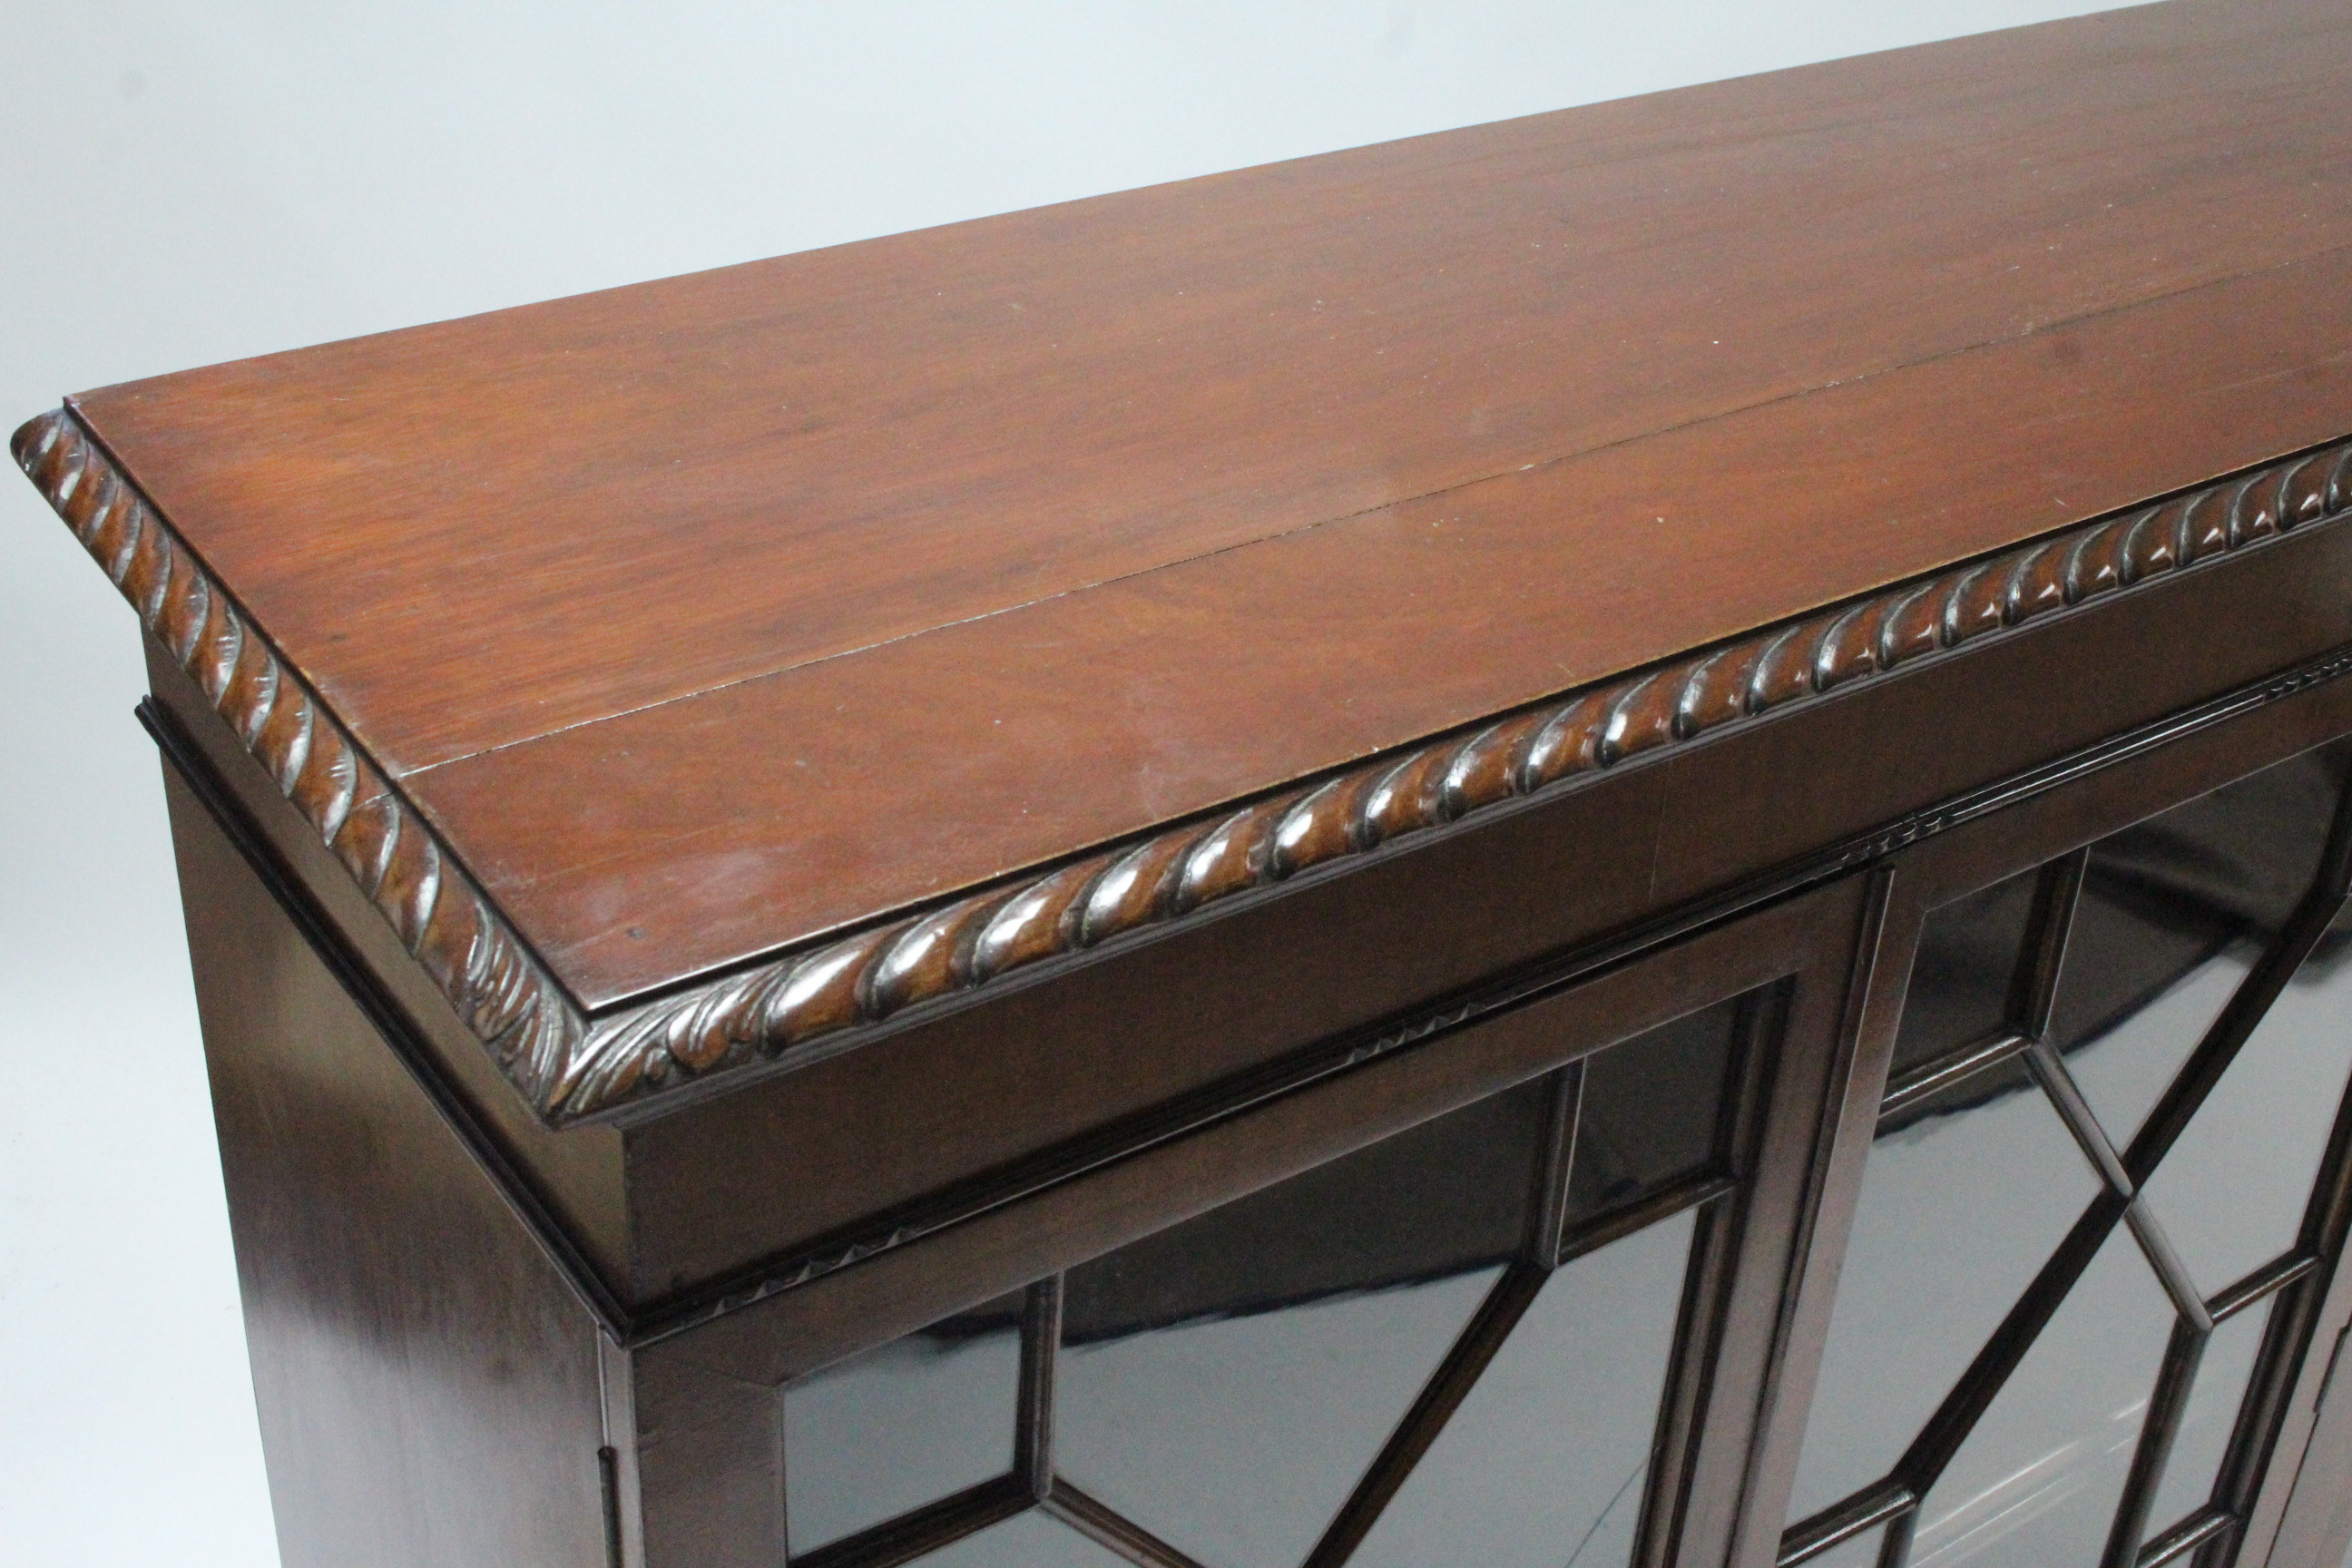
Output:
(1877, 1028), (2033, 1129)
(2123, 775), (2352, 1191)
(1042, 1480), (1217, 1568)
(2135, 1506), (2236, 1567)
(1777, 1477), (1914, 1565)
(1300, 1263), (1550, 1568)
(2101, 1318), (2210, 1568)
(1879, 781), (2352, 1519)
(2208, 1253), (2317, 1324)
(2024, 1038), (2136, 1200)
(1559, 1172), (1740, 1265)
(1637, 975), (1809, 1568)
(1636, 1191), (1751, 1568)
(1874, 1507), (1917, 1568)
(2016, 848), (2092, 1042)
(2208, 878), (2352, 1561)
(791, 1475), (1033, 1568)
(1014, 1276), (1062, 1501)
(1533, 1063), (1585, 1271)
(1729, 868), (1916, 1568)
(1894, 1184), (2133, 1492)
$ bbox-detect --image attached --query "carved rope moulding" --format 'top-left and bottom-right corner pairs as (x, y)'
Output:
(12, 411), (587, 1106)
(18, 406), (2352, 1122)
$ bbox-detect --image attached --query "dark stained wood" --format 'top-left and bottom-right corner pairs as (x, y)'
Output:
(135, 489), (2352, 1308)
(2262, 1252), (2352, 1567)
(2223, 960), (2352, 1568)
(1753, 730), (2352, 1568)
(49, 397), (2352, 1141)
(605, 686), (2352, 1568)
(162, 769), (613, 1568)
(64, 0), (2352, 777)
(1649, 919), (1875, 1568)
(42, 0), (2352, 1019)
(1725, 874), (1917, 1568)
(141, 640), (635, 1297)
(33, 7), (2352, 1563)
(626, 874), (1877, 1568)
(554, 520), (2352, 1301)
(417, 253), (2352, 1004)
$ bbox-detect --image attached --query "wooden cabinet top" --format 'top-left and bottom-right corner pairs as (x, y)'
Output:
(21, 0), (2352, 1125)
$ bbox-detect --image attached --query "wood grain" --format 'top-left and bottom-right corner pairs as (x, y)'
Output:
(55, 0), (2352, 779)
(30, 399), (2352, 1123)
(424, 245), (2352, 1011)
(10, 410), (584, 1110)
(542, 433), (2352, 1113)
(163, 773), (612, 1568)
(23, 0), (2352, 1120)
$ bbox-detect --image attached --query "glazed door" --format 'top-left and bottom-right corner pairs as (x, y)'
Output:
(1768, 737), (2352, 1568)
(637, 875), (1892, 1568)
(633, 713), (2352, 1568)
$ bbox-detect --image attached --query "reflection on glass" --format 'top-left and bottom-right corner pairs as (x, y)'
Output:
(1055, 1079), (1552, 1568)
(1891, 868), (2042, 1080)
(782, 1289), (1025, 1554)
(2140, 920), (2352, 1298)
(1059, 1268), (1495, 1568)
(2144, 1298), (2275, 1540)
(2057, 939), (2246, 1179)
(1786, 1070), (2102, 1524)
(905, 1507), (1132, 1568)
(2055, 746), (2341, 1146)
(1063, 1080), (1546, 1342)
(1352, 1210), (1698, 1568)
(1563, 996), (1740, 1226)
(1913, 1226), (2175, 1568)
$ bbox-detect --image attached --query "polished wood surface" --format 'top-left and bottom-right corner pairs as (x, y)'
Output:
(423, 268), (2352, 1007)
(137, 481), (2352, 1308)
(45, 0), (2352, 1013)
(33, 5), (2352, 1563)
(163, 772), (612, 1568)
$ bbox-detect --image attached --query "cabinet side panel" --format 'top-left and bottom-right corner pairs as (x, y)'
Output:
(141, 640), (632, 1293)
(162, 768), (612, 1568)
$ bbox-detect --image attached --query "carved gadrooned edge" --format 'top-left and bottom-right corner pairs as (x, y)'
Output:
(12, 409), (586, 1107)
(564, 435), (2352, 1118)
(21, 406), (2352, 1124)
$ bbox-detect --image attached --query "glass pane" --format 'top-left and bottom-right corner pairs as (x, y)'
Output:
(904, 1507), (1132, 1568)
(1055, 1077), (1553, 1568)
(2056, 745), (2342, 1146)
(1912, 1225), (2176, 1568)
(1351, 1209), (1699, 1568)
(2053, 933), (2249, 1175)
(1563, 998), (1740, 1227)
(1891, 867), (2042, 1081)
(1787, 1068), (2103, 1523)
(2144, 1298), (2276, 1541)
(1063, 1079), (1546, 1342)
(782, 1289), (1025, 1554)
(2138, 916), (2352, 1297)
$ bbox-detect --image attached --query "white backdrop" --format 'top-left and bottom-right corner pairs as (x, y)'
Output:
(0, 3), (2129, 1563)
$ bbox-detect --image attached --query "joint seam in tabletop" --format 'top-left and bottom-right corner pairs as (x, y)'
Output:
(379, 240), (2352, 784)
(20, 403), (2352, 1125)
(520, 435), (2352, 1120)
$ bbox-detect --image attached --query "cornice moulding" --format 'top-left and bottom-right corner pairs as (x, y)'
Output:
(18, 406), (2352, 1123)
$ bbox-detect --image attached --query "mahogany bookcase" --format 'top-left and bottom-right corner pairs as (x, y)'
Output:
(20, 3), (2352, 1565)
